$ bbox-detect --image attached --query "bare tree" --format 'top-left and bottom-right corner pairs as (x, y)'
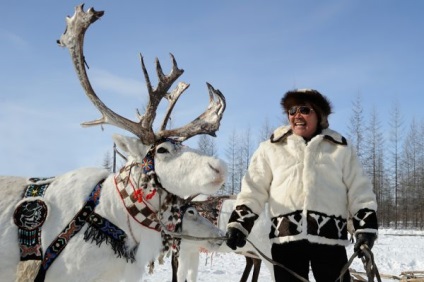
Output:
(363, 106), (387, 226)
(197, 134), (218, 157)
(418, 121), (424, 228)
(348, 92), (365, 164)
(102, 151), (113, 172)
(258, 118), (274, 143)
(387, 100), (403, 228)
(225, 130), (239, 195)
(400, 118), (422, 228)
(240, 127), (254, 171)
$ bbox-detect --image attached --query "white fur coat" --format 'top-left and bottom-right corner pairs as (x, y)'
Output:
(232, 125), (378, 246)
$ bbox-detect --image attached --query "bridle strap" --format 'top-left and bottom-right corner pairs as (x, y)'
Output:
(35, 180), (104, 282)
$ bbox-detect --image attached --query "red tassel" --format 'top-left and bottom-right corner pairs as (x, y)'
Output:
(145, 189), (156, 200)
(134, 189), (143, 203)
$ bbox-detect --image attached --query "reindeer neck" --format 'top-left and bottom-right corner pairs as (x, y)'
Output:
(113, 163), (181, 232)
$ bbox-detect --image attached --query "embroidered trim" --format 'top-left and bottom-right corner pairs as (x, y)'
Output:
(14, 178), (54, 262)
(352, 208), (378, 231)
(227, 204), (259, 235)
(115, 165), (162, 232)
(114, 138), (189, 261)
(14, 200), (48, 261)
(269, 210), (349, 240)
(35, 180), (104, 281)
(84, 213), (137, 262)
(140, 151), (155, 174)
(24, 177), (53, 198)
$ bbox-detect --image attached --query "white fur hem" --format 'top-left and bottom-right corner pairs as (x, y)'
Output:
(270, 234), (350, 247)
(354, 229), (378, 235)
(227, 222), (249, 236)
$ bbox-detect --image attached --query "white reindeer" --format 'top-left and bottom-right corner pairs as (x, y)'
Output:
(176, 197), (275, 282)
(0, 5), (228, 282)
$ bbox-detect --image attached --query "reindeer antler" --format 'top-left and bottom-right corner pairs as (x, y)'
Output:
(57, 4), (226, 144)
(157, 83), (226, 141)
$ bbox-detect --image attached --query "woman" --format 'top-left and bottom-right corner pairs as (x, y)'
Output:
(226, 89), (378, 281)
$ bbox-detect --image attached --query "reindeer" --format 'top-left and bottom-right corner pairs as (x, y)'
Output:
(0, 5), (228, 282)
(174, 196), (275, 282)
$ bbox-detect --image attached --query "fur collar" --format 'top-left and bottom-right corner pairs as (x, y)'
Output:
(270, 125), (347, 145)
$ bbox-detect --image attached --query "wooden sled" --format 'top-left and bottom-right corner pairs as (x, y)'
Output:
(350, 268), (424, 281)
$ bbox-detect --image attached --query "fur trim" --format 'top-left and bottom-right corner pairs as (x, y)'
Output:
(354, 229), (378, 235)
(281, 89), (332, 129)
(270, 126), (348, 146)
(16, 260), (42, 282)
(227, 222), (249, 236)
(227, 205), (259, 235)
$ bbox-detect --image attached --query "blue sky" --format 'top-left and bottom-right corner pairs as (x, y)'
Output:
(1, 1), (423, 177)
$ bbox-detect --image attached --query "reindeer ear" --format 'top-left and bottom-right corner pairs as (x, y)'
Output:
(112, 134), (147, 158)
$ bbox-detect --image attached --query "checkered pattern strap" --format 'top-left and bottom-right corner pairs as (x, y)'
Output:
(114, 165), (161, 232)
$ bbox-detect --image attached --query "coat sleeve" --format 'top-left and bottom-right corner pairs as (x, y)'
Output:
(227, 143), (272, 234)
(343, 144), (378, 234)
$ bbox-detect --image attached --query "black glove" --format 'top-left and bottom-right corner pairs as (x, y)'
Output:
(354, 233), (377, 258)
(226, 227), (246, 250)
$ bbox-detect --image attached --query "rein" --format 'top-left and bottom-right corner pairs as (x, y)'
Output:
(339, 245), (382, 282)
(245, 238), (382, 282)
(119, 141), (383, 281)
(248, 238), (381, 282)
(170, 231), (381, 282)
(245, 238), (309, 282)
(117, 141), (381, 281)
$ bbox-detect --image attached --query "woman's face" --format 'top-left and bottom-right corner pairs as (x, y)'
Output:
(288, 103), (319, 139)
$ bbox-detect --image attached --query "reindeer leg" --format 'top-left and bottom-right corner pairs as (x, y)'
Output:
(251, 258), (262, 282)
(186, 251), (200, 282)
(240, 256), (254, 282)
(171, 252), (179, 282)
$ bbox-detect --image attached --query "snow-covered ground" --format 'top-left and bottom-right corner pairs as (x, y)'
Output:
(143, 228), (424, 282)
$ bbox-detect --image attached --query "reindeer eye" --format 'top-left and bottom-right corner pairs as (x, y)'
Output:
(186, 207), (196, 215)
(157, 147), (169, 154)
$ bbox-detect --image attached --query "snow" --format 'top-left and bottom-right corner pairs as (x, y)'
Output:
(142, 228), (424, 282)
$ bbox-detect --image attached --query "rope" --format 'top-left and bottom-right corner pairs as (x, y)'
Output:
(339, 245), (382, 282)
(161, 228), (309, 282)
(161, 230), (228, 241)
(169, 231), (382, 282)
(361, 245), (382, 282)
(245, 238), (310, 282)
(126, 214), (139, 245)
(126, 145), (380, 282)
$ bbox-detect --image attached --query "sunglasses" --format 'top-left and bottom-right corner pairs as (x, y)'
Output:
(288, 106), (314, 116)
